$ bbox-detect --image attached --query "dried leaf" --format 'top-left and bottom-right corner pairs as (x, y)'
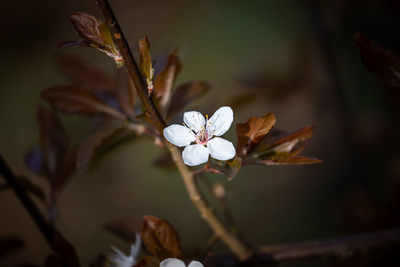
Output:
(42, 85), (125, 119)
(138, 36), (154, 95)
(141, 215), (182, 259)
(254, 156), (322, 165)
(76, 122), (125, 171)
(37, 106), (69, 177)
(154, 49), (182, 111)
(104, 217), (141, 243)
(55, 54), (116, 92)
(236, 113), (276, 158)
(166, 81), (211, 119)
(207, 156), (242, 180)
(354, 33), (400, 87)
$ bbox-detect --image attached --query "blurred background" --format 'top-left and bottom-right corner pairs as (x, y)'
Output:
(1, 0), (399, 266)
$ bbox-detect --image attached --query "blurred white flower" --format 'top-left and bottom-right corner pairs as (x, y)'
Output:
(160, 258), (203, 267)
(108, 234), (141, 267)
(163, 106), (236, 166)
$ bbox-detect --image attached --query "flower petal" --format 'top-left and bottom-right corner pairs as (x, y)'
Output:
(160, 258), (186, 267)
(182, 144), (209, 166)
(130, 233), (141, 259)
(207, 106), (233, 137)
(163, 124), (196, 147)
(188, 260), (204, 267)
(207, 137), (236, 161)
(183, 111), (205, 133)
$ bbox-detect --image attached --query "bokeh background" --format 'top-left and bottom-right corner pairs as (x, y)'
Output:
(1, 0), (399, 266)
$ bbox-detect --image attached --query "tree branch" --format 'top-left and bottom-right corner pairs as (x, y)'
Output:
(96, 0), (252, 261)
(0, 155), (55, 249)
(210, 227), (400, 265)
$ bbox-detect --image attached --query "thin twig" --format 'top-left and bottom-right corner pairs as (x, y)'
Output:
(0, 155), (55, 249)
(96, 0), (252, 261)
(211, 227), (400, 265)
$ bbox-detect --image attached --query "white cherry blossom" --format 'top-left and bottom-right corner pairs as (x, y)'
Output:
(160, 258), (203, 267)
(163, 106), (236, 166)
(108, 234), (141, 267)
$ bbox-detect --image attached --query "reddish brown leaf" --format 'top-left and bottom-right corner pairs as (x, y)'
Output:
(207, 156), (242, 180)
(67, 12), (122, 66)
(46, 232), (81, 267)
(254, 156), (322, 165)
(138, 36), (154, 95)
(104, 217), (141, 243)
(253, 125), (314, 158)
(354, 33), (400, 87)
(42, 85), (125, 119)
(76, 122), (125, 171)
(236, 113), (276, 158)
(69, 12), (108, 49)
(141, 215), (182, 259)
(37, 106), (69, 177)
(166, 81), (211, 119)
(55, 54), (116, 92)
(116, 68), (136, 116)
(154, 49), (182, 111)
(53, 148), (77, 193)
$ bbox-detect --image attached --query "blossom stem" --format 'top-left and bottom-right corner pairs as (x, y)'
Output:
(96, 0), (252, 261)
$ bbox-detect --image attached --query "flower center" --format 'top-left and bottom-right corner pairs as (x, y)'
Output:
(196, 128), (209, 145)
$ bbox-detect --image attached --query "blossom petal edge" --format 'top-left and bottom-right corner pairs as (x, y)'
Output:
(163, 124), (196, 147)
(182, 144), (209, 166)
(207, 137), (236, 161)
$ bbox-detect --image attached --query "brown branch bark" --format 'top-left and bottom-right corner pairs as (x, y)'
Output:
(211, 227), (400, 265)
(96, 0), (252, 261)
(0, 155), (55, 249)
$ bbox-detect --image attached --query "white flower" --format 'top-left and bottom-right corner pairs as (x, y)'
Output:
(108, 234), (141, 267)
(160, 258), (203, 267)
(163, 106), (236, 166)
